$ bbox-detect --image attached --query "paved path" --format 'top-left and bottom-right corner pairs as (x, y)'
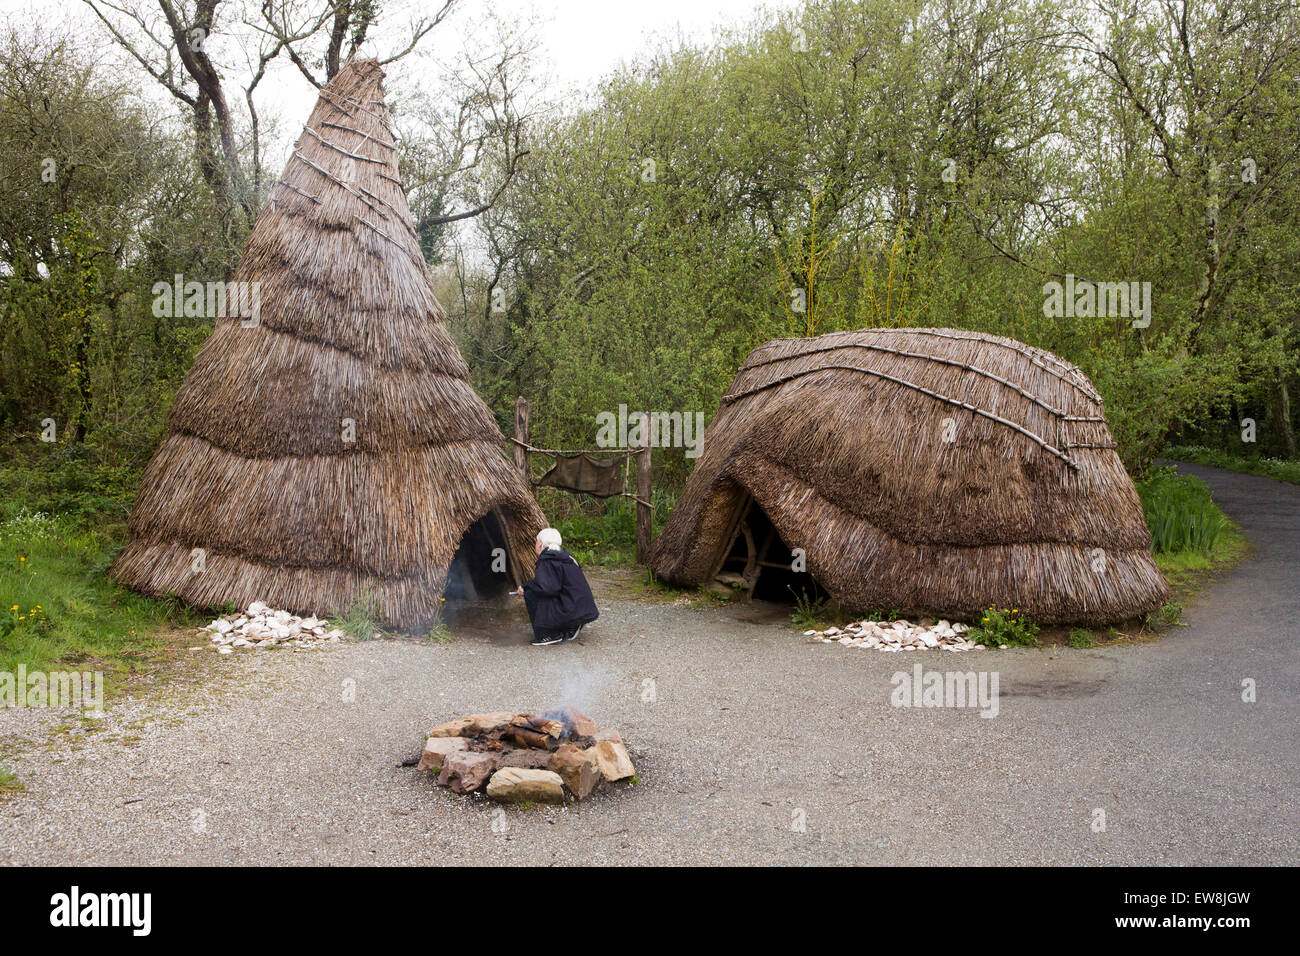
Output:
(0, 462), (1295, 864)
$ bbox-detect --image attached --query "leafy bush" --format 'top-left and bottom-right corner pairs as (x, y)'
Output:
(1136, 467), (1227, 555)
(552, 502), (636, 567)
(968, 607), (1040, 648)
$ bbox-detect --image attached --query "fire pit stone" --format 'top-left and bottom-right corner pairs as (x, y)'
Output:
(589, 740), (636, 782)
(428, 713), (516, 739)
(548, 743), (601, 799)
(416, 736), (469, 772)
(438, 751), (499, 794)
(486, 768), (565, 804)
(420, 707), (634, 802)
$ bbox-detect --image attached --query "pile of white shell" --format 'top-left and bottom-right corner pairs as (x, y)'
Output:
(203, 602), (343, 653)
(805, 618), (985, 652)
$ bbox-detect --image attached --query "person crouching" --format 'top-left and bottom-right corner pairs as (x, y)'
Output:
(515, 528), (599, 646)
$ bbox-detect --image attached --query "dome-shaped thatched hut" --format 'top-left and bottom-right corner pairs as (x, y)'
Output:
(110, 59), (545, 630)
(650, 328), (1168, 625)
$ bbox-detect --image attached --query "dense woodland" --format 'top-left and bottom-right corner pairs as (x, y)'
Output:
(2, 0), (1298, 499)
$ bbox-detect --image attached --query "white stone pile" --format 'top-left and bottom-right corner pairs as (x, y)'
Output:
(805, 618), (984, 652)
(202, 602), (343, 653)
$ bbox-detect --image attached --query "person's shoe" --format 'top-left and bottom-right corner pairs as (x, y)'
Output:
(530, 634), (563, 646)
(562, 625), (584, 642)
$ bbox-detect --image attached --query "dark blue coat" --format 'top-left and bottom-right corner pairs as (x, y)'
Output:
(523, 548), (599, 631)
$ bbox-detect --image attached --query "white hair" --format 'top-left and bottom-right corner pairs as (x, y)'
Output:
(536, 527), (563, 550)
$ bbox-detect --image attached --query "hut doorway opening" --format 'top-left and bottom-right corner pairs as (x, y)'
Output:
(712, 494), (830, 605)
(443, 507), (517, 604)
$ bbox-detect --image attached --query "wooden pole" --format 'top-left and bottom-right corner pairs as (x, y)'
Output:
(636, 412), (652, 563)
(513, 396), (530, 478)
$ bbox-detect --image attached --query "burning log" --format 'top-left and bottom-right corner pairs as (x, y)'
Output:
(509, 714), (564, 738)
(504, 726), (557, 751)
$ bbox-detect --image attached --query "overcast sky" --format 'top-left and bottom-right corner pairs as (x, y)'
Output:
(1, 0), (793, 97)
(0, 0), (796, 173)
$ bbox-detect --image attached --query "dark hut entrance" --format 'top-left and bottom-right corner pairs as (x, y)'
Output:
(443, 507), (518, 603)
(711, 493), (829, 605)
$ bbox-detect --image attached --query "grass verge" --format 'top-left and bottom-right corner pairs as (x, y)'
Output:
(1164, 445), (1300, 486)
(0, 456), (206, 695)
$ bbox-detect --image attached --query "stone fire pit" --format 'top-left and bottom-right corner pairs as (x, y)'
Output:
(418, 708), (635, 803)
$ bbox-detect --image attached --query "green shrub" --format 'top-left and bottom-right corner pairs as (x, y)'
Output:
(789, 588), (828, 628)
(541, 486), (679, 568)
(1137, 467), (1227, 555)
(968, 607), (1040, 648)
(554, 506), (635, 567)
(1066, 628), (1096, 648)
(1145, 602), (1185, 629)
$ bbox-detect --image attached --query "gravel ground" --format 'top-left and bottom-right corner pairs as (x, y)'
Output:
(0, 461), (1296, 865)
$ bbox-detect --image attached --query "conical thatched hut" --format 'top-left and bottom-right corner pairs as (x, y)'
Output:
(650, 328), (1168, 625)
(111, 59), (545, 630)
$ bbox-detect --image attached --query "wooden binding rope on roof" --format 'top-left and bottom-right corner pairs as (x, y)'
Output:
(739, 339), (1106, 424)
(275, 180), (322, 204)
(753, 327), (1102, 403)
(319, 120), (398, 150)
(722, 361), (1083, 471)
(303, 126), (390, 165)
(651, 327), (1167, 626)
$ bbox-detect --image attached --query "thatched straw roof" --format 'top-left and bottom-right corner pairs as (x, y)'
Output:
(650, 328), (1168, 625)
(110, 58), (545, 630)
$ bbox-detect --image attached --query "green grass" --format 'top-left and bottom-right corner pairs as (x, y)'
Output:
(1136, 466), (1248, 594)
(423, 616), (454, 644)
(327, 592), (384, 641)
(1144, 601), (1186, 629)
(861, 608), (904, 623)
(555, 506), (636, 567)
(1136, 467), (1228, 554)
(0, 504), (202, 680)
(1164, 444), (1300, 486)
(0, 766), (23, 797)
(0, 454), (207, 687)
(1066, 628), (1096, 649)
